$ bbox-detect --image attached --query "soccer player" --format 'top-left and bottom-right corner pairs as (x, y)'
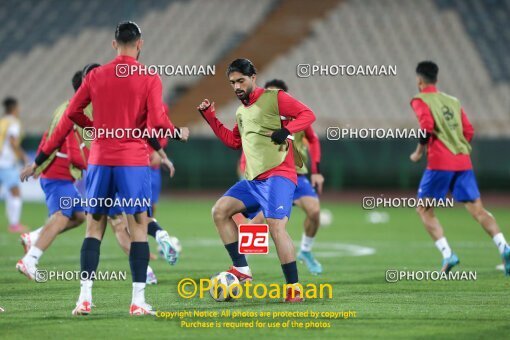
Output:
(23, 22), (188, 315)
(410, 61), (510, 275)
(0, 97), (29, 233)
(16, 70), (89, 279)
(19, 66), (162, 284)
(198, 59), (315, 302)
(240, 79), (325, 275)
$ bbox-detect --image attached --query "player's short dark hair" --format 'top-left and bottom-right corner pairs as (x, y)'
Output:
(115, 21), (142, 44)
(72, 71), (83, 91)
(3, 97), (18, 113)
(416, 61), (438, 84)
(82, 63), (101, 77)
(227, 58), (257, 77)
(264, 79), (288, 92)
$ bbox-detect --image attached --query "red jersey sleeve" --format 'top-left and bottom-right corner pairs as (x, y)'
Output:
(41, 115), (75, 155)
(37, 131), (48, 154)
(277, 91), (316, 133)
(66, 130), (87, 170)
(304, 125), (321, 173)
(66, 75), (93, 128)
(460, 108), (474, 142)
(200, 107), (242, 149)
(410, 98), (435, 133)
(146, 76), (175, 132)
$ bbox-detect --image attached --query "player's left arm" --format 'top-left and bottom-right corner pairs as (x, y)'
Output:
(270, 91), (316, 144)
(149, 137), (175, 178)
(146, 78), (189, 143)
(460, 108), (474, 142)
(21, 111), (79, 181)
(304, 125), (324, 194)
(410, 98), (434, 161)
(66, 74), (93, 128)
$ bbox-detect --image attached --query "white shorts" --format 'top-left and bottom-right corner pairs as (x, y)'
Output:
(0, 167), (20, 189)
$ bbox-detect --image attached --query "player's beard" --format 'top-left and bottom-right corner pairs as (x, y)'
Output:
(236, 85), (252, 104)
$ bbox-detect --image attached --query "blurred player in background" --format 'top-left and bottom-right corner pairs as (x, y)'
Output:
(22, 21), (187, 315)
(237, 79), (325, 275)
(198, 59), (315, 302)
(0, 97), (29, 233)
(410, 61), (510, 275)
(17, 70), (89, 279)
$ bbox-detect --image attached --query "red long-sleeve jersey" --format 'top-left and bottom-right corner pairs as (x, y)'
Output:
(411, 85), (473, 171)
(202, 87), (316, 184)
(41, 55), (174, 166)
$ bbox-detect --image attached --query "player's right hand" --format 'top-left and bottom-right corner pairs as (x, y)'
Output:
(160, 157), (175, 178)
(20, 162), (37, 182)
(410, 151), (422, 163)
(197, 99), (215, 114)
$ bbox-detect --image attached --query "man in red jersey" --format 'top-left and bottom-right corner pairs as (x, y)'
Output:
(16, 70), (88, 280)
(198, 59), (315, 302)
(22, 21), (188, 315)
(410, 61), (510, 275)
(239, 79), (325, 276)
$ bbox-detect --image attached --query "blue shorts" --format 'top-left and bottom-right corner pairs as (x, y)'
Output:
(86, 165), (152, 215)
(418, 169), (480, 202)
(40, 178), (85, 218)
(293, 175), (318, 201)
(0, 167), (20, 190)
(151, 168), (161, 204)
(224, 176), (296, 220)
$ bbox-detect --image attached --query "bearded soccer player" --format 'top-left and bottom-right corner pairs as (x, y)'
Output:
(410, 61), (510, 275)
(22, 22), (187, 315)
(240, 79), (324, 275)
(198, 59), (315, 302)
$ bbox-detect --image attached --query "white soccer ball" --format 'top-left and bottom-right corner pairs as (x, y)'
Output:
(320, 209), (333, 226)
(209, 272), (240, 302)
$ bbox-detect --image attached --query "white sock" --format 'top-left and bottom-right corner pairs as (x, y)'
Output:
(29, 226), (44, 244)
(435, 237), (452, 259)
(132, 282), (146, 305)
(233, 266), (251, 276)
(300, 234), (315, 252)
(147, 265), (154, 275)
(6, 195), (22, 226)
(24, 246), (43, 265)
(78, 280), (93, 302)
(492, 233), (508, 255)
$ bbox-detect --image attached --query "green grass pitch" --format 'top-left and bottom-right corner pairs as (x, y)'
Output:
(1, 198), (509, 338)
